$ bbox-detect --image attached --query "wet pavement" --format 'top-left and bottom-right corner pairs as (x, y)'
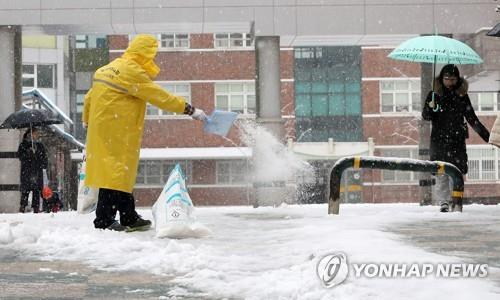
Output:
(388, 207), (500, 288)
(0, 249), (211, 300)
(1, 206), (500, 299)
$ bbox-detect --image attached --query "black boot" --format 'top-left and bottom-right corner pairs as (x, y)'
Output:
(106, 221), (127, 232)
(19, 206), (26, 213)
(125, 216), (152, 232)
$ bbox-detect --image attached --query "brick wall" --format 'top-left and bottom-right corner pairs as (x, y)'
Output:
(362, 48), (421, 78)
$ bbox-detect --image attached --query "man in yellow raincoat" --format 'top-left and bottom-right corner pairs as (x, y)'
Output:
(83, 34), (206, 231)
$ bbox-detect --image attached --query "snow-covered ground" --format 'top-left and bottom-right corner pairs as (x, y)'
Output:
(1, 203), (499, 299)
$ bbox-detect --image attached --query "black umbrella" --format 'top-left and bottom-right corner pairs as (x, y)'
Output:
(0, 108), (62, 129)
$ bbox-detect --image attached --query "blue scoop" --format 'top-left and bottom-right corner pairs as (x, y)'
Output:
(203, 110), (238, 137)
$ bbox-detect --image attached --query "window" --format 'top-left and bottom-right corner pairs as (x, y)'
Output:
(295, 47), (323, 59)
(75, 35), (107, 49)
(22, 65), (35, 88)
(214, 33), (253, 48)
(76, 91), (86, 113)
(159, 34), (189, 49)
(136, 160), (191, 186)
(216, 160), (248, 184)
(295, 81), (361, 117)
(215, 82), (255, 114)
(146, 83), (191, 117)
(380, 80), (421, 113)
(469, 92), (498, 112)
(75, 35), (87, 48)
(380, 148), (419, 183)
(22, 64), (55, 89)
(467, 148), (496, 181)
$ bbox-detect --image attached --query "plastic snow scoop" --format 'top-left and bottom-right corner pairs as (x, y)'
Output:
(203, 110), (238, 137)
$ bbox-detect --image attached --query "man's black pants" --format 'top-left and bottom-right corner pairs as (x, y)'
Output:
(93, 188), (139, 229)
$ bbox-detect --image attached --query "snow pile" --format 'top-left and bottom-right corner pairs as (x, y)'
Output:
(154, 221), (212, 239)
(0, 204), (499, 299)
(0, 222), (14, 244)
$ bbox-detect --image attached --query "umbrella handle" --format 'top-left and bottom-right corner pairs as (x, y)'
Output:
(430, 91), (441, 112)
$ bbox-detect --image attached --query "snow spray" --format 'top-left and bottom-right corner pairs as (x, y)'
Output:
(236, 119), (315, 205)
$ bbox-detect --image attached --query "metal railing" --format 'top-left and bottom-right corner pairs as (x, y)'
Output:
(328, 156), (464, 214)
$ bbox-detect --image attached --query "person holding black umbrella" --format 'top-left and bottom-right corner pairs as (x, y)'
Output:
(422, 64), (490, 212)
(17, 127), (48, 213)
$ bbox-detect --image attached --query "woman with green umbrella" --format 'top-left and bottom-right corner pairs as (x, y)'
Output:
(422, 64), (490, 212)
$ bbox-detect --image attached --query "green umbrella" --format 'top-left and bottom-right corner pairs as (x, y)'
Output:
(388, 35), (483, 110)
(388, 35), (483, 65)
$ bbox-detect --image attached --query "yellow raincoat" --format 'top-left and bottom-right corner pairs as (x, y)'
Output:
(83, 34), (187, 193)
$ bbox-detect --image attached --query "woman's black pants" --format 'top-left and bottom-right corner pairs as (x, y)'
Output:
(20, 189), (41, 211)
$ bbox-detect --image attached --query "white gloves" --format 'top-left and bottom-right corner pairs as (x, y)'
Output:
(191, 108), (207, 121)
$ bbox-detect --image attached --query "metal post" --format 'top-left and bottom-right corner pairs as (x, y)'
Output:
(253, 36), (287, 207)
(418, 62), (433, 205)
(0, 25), (22, 213)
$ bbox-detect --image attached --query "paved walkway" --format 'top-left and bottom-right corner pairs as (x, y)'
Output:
(1, 206), (499, 299)
(388, 207), (500, 289)
(0, 249), (212, 300)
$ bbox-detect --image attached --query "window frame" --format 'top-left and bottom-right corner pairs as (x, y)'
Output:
(379, 147), (419, 183)
(158, 33), (190, 50)
(379, 79), (421, 114)
(75, 35), (107, 49)
(75, 35), (88, 49)
(294, 47), (323, 59)
(216, 160), (249, 185)
(468, 92), (499, 112)
(466, 146), (497, 181)
(136, 160), (192, 187)
(214, 33), (253, 49)
(145, 82), (191, 118)
(379, 145), (500, 183)
(215, 81), (256, 115)
(22, 63), (56, 89)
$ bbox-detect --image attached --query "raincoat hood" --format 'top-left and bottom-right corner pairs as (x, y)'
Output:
(123, 34), (160, 79)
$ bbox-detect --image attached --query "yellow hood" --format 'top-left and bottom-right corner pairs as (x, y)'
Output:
(123, 34), (160, 78)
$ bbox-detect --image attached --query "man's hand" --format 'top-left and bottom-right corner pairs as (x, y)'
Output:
(191, 108), (207, 121)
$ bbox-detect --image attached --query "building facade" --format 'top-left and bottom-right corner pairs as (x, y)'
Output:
(68, 33), (500, 206)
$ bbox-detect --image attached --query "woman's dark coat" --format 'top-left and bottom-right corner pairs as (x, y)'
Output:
(17, 137), (48, 191)
(422, 79), (490, 174)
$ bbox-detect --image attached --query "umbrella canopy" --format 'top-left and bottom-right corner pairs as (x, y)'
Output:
(388, 35), (483, 65)
(0, 108), (62, 129)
